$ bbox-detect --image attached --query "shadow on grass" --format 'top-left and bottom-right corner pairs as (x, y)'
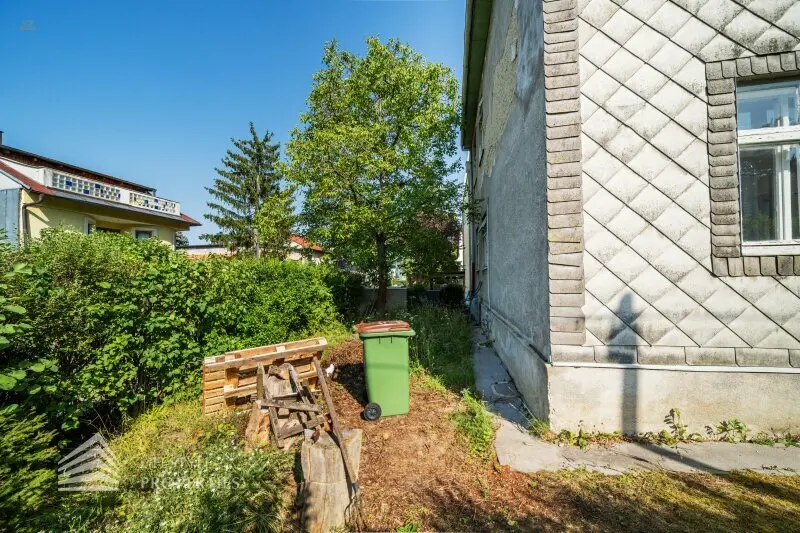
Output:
(412, 469), (800, 533)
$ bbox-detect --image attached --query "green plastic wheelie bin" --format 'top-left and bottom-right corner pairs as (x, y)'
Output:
(356, 321), (415, 421)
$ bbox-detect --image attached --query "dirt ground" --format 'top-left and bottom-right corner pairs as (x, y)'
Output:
(324, 337), (800, 533)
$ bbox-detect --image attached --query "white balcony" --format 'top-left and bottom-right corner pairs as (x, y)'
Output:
(47, 170), (180, 216)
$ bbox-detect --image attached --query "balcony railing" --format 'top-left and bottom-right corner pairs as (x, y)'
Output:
(48, 171), (180, 216)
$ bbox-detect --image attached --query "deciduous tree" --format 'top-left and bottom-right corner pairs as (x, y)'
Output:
(285, 38), (461, 315)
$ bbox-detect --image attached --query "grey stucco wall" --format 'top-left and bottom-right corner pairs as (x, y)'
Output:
(548, 365), (800, 434)
(471, 0), (551, 418)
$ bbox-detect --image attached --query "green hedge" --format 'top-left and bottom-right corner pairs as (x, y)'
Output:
(2, 230), (341, 433)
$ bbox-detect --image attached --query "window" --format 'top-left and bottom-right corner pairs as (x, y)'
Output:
(135, 229), (154, 240)
(737, 79), (800, 244)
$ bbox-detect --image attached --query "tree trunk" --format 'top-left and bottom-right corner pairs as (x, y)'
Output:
(376, 237), (388, 318)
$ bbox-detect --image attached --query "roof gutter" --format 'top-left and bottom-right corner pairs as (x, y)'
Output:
(461, 0), (493, 150)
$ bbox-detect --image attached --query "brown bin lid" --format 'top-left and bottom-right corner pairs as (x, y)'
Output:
(355, 320), (411, 334)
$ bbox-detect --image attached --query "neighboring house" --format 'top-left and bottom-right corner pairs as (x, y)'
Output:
(288, 234), (325, 264)
(180, 234), (325, 263)
(177, 244), (234, 258)
(462, 0), (800, 434)
(0, 140), (199, 246)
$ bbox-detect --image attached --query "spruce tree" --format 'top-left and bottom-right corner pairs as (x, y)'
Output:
(202, 123), (285, 257)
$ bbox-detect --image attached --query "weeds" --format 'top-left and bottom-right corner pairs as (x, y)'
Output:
(706, 419), (750, 443)
(406, 306), (474, 393)
(452, 390), (495, 460)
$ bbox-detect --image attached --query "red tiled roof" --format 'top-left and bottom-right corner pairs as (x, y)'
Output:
(180, 213), (202, 226)
(0, 160), (52, 195)
(290, 234), (323, 252)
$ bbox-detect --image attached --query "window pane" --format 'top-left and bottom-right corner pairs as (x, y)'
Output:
(737, 80), (799, 130)
(740, 146), (778, 242)
(135, 230), (153, 240)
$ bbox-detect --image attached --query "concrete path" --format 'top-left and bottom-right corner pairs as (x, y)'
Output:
(472, 325), (800, 475)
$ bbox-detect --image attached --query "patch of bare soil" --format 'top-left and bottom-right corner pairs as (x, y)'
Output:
(326, 337), (563, 532)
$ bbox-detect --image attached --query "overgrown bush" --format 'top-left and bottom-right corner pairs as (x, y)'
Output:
(320, 265), (364, 321)
(439, 284), (464, 308)
(204, 256), (340, 349)
(2, 230), (340, 434)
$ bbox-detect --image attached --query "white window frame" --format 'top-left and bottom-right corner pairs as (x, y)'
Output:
(84, 217), (96, 235)
(737, 79), (800, 252)
(132, 227), (156, 240)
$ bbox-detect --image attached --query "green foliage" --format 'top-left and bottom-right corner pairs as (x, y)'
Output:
(439, 284), (465, 308)
(402, 212), (460, 286)
(0, 407), (58, 532)
(407, 305), (473, 392)
(285, 37), (461, 314)
(706, 419), (750, 443)
(58, 401), (293, 533)
(204, 256), (338, 348)
(529, 417), (555, 440)
(203, 122), (293, 257)
(4, 230), (339, 433)
(451, 390), (495, 460)
(254, 187), (297, 259)
(640, 408), (702, 448)
(319, 264), (364, 321)
(174, 232), (189, 248)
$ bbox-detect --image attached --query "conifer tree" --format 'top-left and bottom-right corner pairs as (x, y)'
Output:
(202, 123), (287, 257)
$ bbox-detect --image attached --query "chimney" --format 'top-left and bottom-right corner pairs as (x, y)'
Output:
(0, 131), (3, 145)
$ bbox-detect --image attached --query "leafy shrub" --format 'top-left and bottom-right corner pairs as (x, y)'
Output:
(320, 265), (364, 321)
(5, 230), (340, 433)
(438, 284), (464, 308)
(204, 256), (339, 348)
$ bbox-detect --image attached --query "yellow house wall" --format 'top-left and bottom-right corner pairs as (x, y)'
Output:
(21, 191), (183, 246)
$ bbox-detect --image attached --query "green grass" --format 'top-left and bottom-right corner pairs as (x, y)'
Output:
(451, 390), (496, 460)
(54, 401), (294, 533)
(405, 306), (474, 393)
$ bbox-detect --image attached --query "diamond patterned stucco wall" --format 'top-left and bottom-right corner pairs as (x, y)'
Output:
(571, 0), (800, 367)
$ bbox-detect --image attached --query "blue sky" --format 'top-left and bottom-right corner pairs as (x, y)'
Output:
(1, 0), (466, 243)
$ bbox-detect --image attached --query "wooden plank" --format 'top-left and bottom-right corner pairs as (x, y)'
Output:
(223, 337), (325, 359)
(204, 370), (225, 381)
(203, 379), (226, 391)
(205, 347), (325, 372)
(205, 395), (226, 407)
(260, 399), (321, 412)
(205, 388), (225, 400)
(224, 384), (257, 398)
(204, 404), (225, 414)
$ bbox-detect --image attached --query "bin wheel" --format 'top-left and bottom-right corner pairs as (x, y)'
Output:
(364, 403), (382, 421)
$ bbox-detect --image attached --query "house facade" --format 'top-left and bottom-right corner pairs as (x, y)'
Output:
(0, 142), (199, 246)
(180, 234), (325, 263)
(463, 0), (800, 433)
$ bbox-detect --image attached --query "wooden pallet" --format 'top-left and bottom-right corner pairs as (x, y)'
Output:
(202, 337), (327, 415)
